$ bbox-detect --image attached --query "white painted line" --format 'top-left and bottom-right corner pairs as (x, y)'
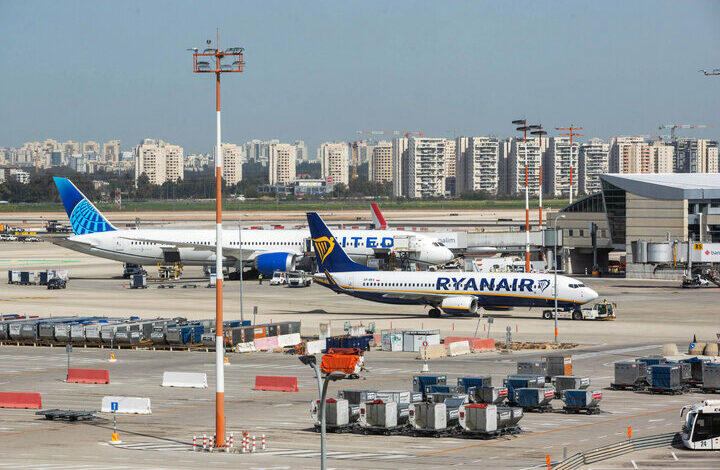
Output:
(671, 451), (678, 460)
(631, 460), (638, 469)
(648, 418), (664, 422)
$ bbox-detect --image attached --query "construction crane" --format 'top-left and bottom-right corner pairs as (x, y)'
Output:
(353, 130), (423, 179)
(659, 124), (711, 141)
(699, 68), (720, 76)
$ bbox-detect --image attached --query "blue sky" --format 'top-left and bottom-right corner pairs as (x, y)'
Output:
(1, 0), (719, 155)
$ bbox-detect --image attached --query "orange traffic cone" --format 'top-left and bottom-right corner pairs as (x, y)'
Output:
(109, 353), (117, 362)
(110, 432), (121, 444)
(224, 356), (230, 366)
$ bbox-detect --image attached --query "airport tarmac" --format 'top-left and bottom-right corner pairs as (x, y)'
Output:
(1, 240), (719, 469)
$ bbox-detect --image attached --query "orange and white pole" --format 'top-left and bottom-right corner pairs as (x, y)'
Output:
(524, 141), (530, 273)
(214, 59), (225, 446)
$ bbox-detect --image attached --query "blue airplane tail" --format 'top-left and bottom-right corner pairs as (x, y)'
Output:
(53, 177), (116, 235)
(306, 212), (375, 273)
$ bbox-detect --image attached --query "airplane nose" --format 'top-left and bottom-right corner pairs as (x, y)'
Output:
(441, 247), (454, 264)
(586, 287), (599, 301)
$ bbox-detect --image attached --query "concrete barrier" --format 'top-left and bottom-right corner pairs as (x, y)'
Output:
(254, 375), (299, 392)
(444, 336), (495, 352)
(254, 336), (279, 351)
(235, 342), (257, 353)
(448, 341), (471, 357)
(277, 333), (301, 348)
(0, 392), (42, 409)
(306, 339), (325, 355)
(418, 344), (446, 360)
(101, 396), (152, 414)
(161, 372), (208, 388)
(67, 368), (109, 384)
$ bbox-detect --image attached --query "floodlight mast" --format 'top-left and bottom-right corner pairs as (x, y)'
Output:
(530, 125), (547, 227)
(513, 119), (533, 273)
(189, 30), (244, 448)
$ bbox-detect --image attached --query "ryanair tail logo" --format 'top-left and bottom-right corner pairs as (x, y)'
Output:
(313, 236), (336, 263)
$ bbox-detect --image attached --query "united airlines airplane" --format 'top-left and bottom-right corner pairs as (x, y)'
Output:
(308, 212), (598, 317)
(50, 178), (454, 275)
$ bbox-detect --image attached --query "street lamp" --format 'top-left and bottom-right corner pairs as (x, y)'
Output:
(512, 119), (532, 273)
(553, 214), (566, 343)
(189, 31), (245, 448)
(530, 126), (547, 228)
(299, 356), (346, 470)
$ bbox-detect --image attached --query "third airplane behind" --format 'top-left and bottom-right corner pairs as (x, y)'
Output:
(308, 211), (598, 317)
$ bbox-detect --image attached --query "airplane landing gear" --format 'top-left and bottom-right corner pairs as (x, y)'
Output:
(428, 308), (441, 318)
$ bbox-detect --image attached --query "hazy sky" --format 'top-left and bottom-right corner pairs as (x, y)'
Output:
(1, 0), (719, 155)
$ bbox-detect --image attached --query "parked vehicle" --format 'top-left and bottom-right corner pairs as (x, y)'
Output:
(287, 270), (313, 287)
(47, 278), (67, 289)
(123, 263), (146, 279)
(270, 271), (287, 285)
(681, 399), (720, 449)
(542, 300), (616, 321)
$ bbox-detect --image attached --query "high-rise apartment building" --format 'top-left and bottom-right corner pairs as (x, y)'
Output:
(221, 143), (244, 185)
(63, 141), (80, 160)
(103, 140), (121, 163)
(456, 137), (500, 195)
(294, 140), (308, 161)
(268, 143), (297, 185)
(320, 142), (349, 186)
(650, 141), (674, 173)
(83, 141), (100, 154)
(369, 141), (392, 183)
(443, 139), (456, 195)
(134, 139), (184, 185)
(578, 138), (610, 194)
(407, 137), (446, 198)
(674, 138), (719, 173)
(610, 136), (652, 173)
(392, 137), (408, 197)
(544, 137), (579, 197)
(507, 138), (543, 196)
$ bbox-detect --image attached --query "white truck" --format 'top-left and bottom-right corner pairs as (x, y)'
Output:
(287, 270), (313, 287)
(681, 399), (720, 449)
(542, 300), (616, 321)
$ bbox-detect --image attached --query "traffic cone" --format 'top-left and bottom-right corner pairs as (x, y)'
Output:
(109, 353), (117, 362)
(224, 356), (230, 366)
(110, 432), (121, 444)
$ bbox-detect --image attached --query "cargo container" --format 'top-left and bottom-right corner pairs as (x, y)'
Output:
(637, 356), (666, 367)
(681, 357), (708, 385)
(413, 374), (447, 398)
(408, 402), (447, 433)
(376, 390), (411, 404)
(612, 361), (649, 390)
(470, 386), (508, 405)
(513, 388), (555, 412)
(504, 375), (546, 404)
(667, 361), (692, 383)
(310, 398), (350, 429)
(380, 330), (403, 351)
(458, 403), (523, 436)
(19, 271), (36, 285)
(20, 322), (40, 341)
(358, 400), (407, 432)
(38, 271), (49, 285)
(8, 270), (20, 284)
(563, 390), (602, 414)
(257, 323), (278, 337)
(457, 376), (492, 393)
(403, 329), (441, 352)
(338, 390), (377, 404)
(151, 329), (167, 344)
(701, 363), (720, 392)
(130, 274), (147, 288)
(542, 354), (573, 377)
(650, 364), (685, 394)
(517, 360), (547, 376)
(552, 376), (590, 398)
(276, 321), (301, 335)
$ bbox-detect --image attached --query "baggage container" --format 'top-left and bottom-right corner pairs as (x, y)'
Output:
(277, 321), (301, 335)
(409, 402), (447, 431)
(9, 322), (26, 340)
(413, 374), (447, 398)
(470, 386), (508, 405)
(84, 323), (104, 343)
(427, 391), (468, 404)
(552, 375), (590, 397)
(225, 326), (253, 346)
(563, 390), (602, 414)
(151, 329), (167, 344)
(20, 322), (39, 341)
(100, 323), (127, 343)
(650, 364), (683, 392)
(514, 388), (555, 411)
(8, 270), (18, 284)
(337, 390), (376, 404)
(381, 330), (403, 351)
(637, 356), (666, 367)
(681, 357), (707, 384)
(201, 333), (215, 346)
(310, 398), (350, 428)
(54, 323), (71, 342)
(457, 376), (492, 393)
(543, 354), (573, 377)
(403, 329), (440, 352)
(612, 361), (648, 389)
(667, 361), (692, 383)
(252, 326), (268, 339)
(70, 323), (88, 342)
(517, 360), (547, 376)
(38, 322), (56, 341)
(131, 274), (147, 288)
(38, 271), (49, 285)
(359, 400), (399, 429)
(257, 323), (278, 337)
(504, 375), (545, 403)
(341, 334), (373, 351)
(20, 271), (36, 285)
(376, 390), (411, 404)
(459, 404), (523, 435)
(701, 363), (720, 391)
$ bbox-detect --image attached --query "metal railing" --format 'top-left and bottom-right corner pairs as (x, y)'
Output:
(553, 432), (682, 470)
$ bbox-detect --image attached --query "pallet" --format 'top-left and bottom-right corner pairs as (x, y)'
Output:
(35, 409), (98, 421)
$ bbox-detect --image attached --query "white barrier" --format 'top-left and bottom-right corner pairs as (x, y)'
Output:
(448, 341), (471, 357)
(161, 372), (208, 388)
(235, 342), (257, 353)
(306, 339), (325, 355)
(277, 333), (301, 348)
(101, 396), (152, 414)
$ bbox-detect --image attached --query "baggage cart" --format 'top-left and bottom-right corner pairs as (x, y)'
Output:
(552, 375), (590, 398)
(504, 375), (545, 404)
(542, 354), (573, 378)
(681, 357), (708, 385)
(514, 388), (555, 412)
(358, 400), (407, 435)
(457, 376), (492, 393)
(612, 361), (649, 390)
(649, 364), (687, 394)
(130, 274), (147, 288)
(517, 360), (547, 376)
(413, 374), (447, 398)
(470, 386), (508, 405)
(409, 398), (463, 436)
(310, 398), (352, 433)
(563, 390), (602, 414)
(458, 403), (523, 438)
(701, 363), (720, 393)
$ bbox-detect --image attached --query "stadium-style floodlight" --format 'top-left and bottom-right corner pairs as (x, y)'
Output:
(188, 30), (244, 449)
(513, 119), (532, 273)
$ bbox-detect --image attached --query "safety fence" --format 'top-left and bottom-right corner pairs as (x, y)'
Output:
(553, 432), (682, 470)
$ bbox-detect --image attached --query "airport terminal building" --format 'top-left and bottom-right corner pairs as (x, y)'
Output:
(556, 173), (720, 278)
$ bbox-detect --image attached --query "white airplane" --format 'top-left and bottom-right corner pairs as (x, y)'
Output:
(50, 178), (454, 276)
(307, 212), (598, 317)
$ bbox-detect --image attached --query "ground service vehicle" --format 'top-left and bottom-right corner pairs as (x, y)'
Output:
(47, 278), (67, 289)
(287, 270), (312, 287)
(681, 399), (720, 449)
(542, 300), (616, 321)
(123, 263), (146, 279)
(270, 271), (287, 285)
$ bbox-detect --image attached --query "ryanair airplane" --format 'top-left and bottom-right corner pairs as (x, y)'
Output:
(49, 178), (454, 276)
(308, 212), (598, 318)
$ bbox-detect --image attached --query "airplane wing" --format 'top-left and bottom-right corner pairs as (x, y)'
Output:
(119, 236), (302, 261)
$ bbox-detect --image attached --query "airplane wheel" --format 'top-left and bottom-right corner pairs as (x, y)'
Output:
(542, 311), (552, 320)
(572, 310), (582, 320)
(429, 308), (441, 318)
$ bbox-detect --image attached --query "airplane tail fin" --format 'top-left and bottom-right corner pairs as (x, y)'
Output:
(370, 203), (387, 230)
(53, 177), (116, 235)
(306, 212), (375, 273)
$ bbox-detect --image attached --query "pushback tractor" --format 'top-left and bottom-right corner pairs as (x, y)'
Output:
(681, 399), (720, 449)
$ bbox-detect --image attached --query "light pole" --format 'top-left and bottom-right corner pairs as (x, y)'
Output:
(300, 356), (346, 470)
(553, 214), (566, 343)
(512, 120), (532, 273)
(189, 32), (244, 448)
(238, 217), (244, 323)
(530, 125), (547, 228)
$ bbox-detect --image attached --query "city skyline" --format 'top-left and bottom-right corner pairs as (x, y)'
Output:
(1, 0), (719, 156)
